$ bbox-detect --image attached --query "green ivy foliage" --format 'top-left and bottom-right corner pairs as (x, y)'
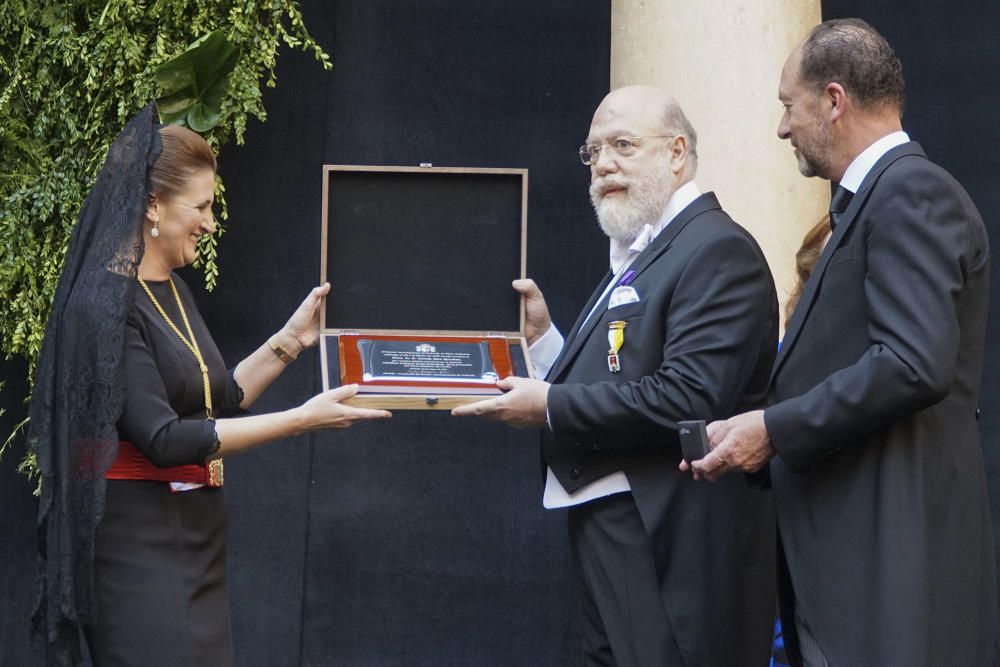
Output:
(0, 1), (331, 460)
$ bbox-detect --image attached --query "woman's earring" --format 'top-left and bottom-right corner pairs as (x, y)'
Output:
(150, 221), (159, 238)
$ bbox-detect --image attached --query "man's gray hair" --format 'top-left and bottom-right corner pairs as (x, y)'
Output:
(663, 102), (698, 172)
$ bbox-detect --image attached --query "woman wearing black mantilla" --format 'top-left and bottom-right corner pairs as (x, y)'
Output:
(28, 104), (391, 666)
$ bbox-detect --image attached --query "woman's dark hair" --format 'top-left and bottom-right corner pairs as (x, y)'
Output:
(148, 124), (216, 199)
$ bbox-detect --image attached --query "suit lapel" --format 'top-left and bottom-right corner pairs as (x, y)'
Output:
(549, 192), (722, 381)
(771, 142), (927, 382)
(545, 270), (613, 379)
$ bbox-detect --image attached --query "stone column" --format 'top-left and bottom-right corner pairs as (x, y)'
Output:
(611, 0), (826, 325)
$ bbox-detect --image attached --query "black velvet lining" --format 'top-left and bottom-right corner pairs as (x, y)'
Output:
(324, 170), (523, 332)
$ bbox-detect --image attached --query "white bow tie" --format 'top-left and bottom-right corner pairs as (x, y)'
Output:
(610, 223), (656, 273)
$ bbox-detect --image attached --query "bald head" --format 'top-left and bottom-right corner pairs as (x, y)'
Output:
(590, 85), (698, 174)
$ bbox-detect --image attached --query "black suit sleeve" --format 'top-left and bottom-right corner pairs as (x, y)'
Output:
(764, 164), (984, 472)
(547, 231), (776, 447)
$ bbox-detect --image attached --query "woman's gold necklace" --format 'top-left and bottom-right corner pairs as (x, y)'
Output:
(138, 277), (212, 419)
(138, 276), (224, 486)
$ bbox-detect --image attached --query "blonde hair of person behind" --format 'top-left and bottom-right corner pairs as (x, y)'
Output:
(148, 124), (217, 199)
(785, 214), (832, 324)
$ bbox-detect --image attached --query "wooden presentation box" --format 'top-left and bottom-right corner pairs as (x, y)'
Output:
(319, 165), (532, 410)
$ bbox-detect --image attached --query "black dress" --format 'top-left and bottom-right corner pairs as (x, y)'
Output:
(85, 273), (243, 666)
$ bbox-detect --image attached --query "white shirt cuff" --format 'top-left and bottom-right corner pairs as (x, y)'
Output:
(527, 324), (564, 380)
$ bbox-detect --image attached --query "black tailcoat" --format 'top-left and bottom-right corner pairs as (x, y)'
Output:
(546, 192), (779, 666)
(765, 143), (997, 666)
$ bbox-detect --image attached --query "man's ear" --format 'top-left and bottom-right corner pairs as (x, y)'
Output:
(826, 82), (847, 123)
(669, 135), (689, 173)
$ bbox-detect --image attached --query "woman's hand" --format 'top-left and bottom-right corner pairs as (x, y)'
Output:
(213, 384), (391, 456)
(296, 384), (392, 430)
(280, 282), (331, 353)
(236, 283), (334, 408)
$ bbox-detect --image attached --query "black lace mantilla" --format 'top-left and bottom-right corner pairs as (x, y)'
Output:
(27, 104), (161, 666)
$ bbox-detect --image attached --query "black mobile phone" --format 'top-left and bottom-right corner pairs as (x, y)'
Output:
(677, 420), (709, 461)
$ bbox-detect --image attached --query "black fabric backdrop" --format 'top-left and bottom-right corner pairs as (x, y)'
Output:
(197, 2), (609, 665)
(3, 1), (1000, 665)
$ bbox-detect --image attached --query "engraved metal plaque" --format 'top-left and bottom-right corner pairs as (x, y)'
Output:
(357, 339), (498, 384)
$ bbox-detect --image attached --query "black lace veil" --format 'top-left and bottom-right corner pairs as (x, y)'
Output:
(27, 103), (161, 665)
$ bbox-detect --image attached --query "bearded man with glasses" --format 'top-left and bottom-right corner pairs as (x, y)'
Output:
(454, 85), (778, 666)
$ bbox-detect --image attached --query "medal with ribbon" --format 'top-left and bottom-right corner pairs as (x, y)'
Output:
(607, 320), (627, 373)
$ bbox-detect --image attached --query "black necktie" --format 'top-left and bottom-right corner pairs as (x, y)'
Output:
(829, 184), (853, 231)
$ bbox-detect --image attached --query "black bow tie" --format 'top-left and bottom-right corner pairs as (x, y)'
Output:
(829, 184), (853, 231)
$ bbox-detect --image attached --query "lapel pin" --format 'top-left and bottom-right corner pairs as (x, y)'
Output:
(618, 270), (637, 287)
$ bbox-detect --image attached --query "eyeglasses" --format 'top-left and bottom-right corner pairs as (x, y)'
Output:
(578, 135), (675, 165)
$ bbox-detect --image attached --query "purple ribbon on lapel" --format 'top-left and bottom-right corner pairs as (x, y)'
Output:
(617, 270), (637, 287)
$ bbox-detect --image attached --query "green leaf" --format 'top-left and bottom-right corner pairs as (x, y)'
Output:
(0, 0), (332, 478)
(154, 30), (239, 132)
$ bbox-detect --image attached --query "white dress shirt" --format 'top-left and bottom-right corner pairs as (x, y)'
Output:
(838, 130), (910, 194)
(530, 181), (702, 509)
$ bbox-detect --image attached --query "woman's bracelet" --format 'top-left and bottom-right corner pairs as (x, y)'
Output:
(268, 335), (299, 364)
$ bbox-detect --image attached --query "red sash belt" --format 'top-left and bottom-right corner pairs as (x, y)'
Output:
(106, 441), (224, 487)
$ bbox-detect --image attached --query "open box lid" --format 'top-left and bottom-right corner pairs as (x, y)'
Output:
(320, 165), (528, 337)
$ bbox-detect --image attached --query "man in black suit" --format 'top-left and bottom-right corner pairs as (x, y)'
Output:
(454, 85), (778, 665)
(688, 19), (997, 666)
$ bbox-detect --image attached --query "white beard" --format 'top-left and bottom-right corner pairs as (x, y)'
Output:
(590, 158), (675, 241)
